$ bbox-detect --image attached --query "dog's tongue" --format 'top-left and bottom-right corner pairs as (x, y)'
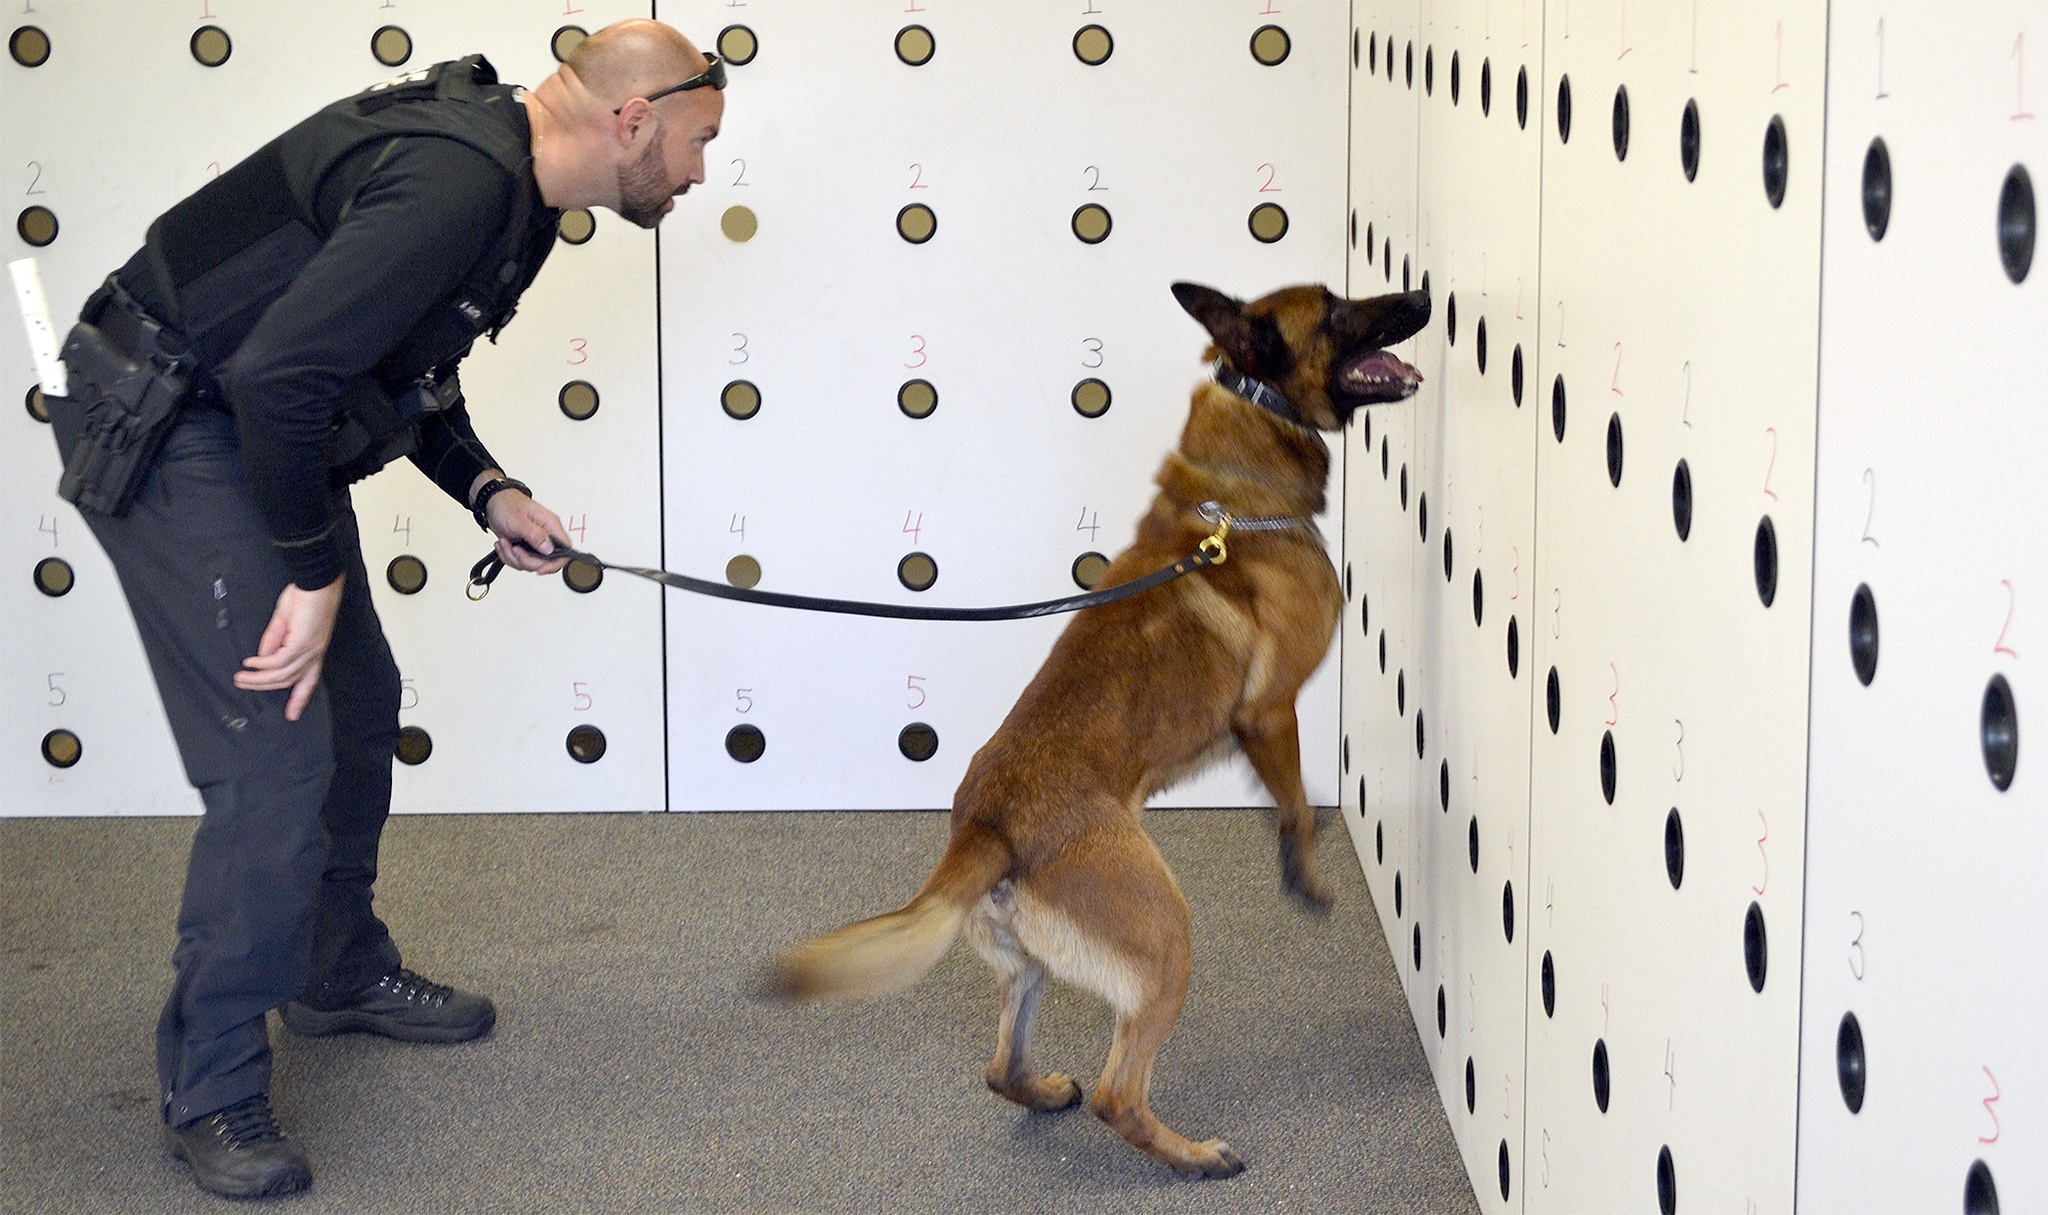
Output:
(1342, 349), (1424, 397)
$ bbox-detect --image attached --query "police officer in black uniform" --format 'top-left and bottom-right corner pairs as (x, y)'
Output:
(45, 19), (722, 1200)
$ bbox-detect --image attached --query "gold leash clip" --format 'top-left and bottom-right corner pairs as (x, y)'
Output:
(1199, 512), (1232, 565)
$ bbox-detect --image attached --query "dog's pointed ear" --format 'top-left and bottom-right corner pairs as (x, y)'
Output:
(1172, 282), (1279, 374)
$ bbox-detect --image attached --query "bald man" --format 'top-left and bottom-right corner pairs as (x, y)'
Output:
(43, 19), (720, 1200)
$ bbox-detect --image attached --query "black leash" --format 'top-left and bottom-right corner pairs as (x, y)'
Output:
(465, 506), (1254, 622)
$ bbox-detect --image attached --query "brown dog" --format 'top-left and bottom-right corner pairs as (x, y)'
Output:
(770, 282), (1431, 1178)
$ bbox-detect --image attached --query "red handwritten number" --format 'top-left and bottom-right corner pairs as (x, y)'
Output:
(1995, 581), (2020, 658)
(1256, 164), (1282, 193)
(1980, 1067), (2002, 1143)
(572, 682), (593, 712)
(207, 161), (222, 180)
(1610, 342), (1624, 396)
(905, 335), (927, 370)
(565, 514), (587, 545)
(906, 675), (927, 711)
(1510, 548), (1521, 602)
(902, 511), (923, 543)
(567, 338), (589, 366)
(1763, 428), (1780, 502)
(1773, 22), (1790, 92)
(1605, 664), (1619, 727)
(908, 163), (927, 190)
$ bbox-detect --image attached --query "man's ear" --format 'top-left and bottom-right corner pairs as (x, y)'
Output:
(1171, 282), (1281, 375)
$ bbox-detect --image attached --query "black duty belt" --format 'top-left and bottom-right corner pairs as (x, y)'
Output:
(463, 501), (1308, 622)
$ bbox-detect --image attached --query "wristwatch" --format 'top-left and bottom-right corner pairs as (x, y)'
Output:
(471, 477), (531, 531)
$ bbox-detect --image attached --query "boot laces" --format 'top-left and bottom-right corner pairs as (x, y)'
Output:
(379, 968), (452, 1008)
(210, 1096), (286, 1150)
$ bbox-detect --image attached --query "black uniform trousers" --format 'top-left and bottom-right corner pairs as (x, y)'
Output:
(48, 400), (404, 1129)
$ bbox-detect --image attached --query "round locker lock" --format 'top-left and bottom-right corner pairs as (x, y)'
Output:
(33, 556), (74, 597)
(1412, 923), (1422, 971)
(1672, 459), (1694, 541)
(1475, 316), (1488, 373)
(17, 205), (58, 247)
(726, 723), (766, 763)
(1405, 40), (1413, 87)
(42, 728), (82, 769)
(1073, 24), (1113, 65)
(726, 555), (762, 590)
(1551, 374), (1567, 441)
(1468, 816), (1480, 871)
(1249, 24), (1290, 66)
(897, 552), (938, 592)
(1480, 57), (1492, 115)
(1436, 986), (1446, 1037)
(1754, 515), (1779, 608)
(894, 24), (935, 67)
(1540, 950), (1555, 1016)
(1556, 74), (1573, 143)
(1071, 378), (1112, 418)
(1657, 1147), (1677, 1215)
(1375, 819), (1384, 863)
(1849, 583), (1879, 686)
(27, 384), (52, 423)
(1499, 1141), (1512, 1202)
(190, 25), (232, 67)
(1472, 569), (1484, 626)
(1071, 203), (1112, 244)
(897, 378), (938, 419)
(1600, 731), (1617, 804)
(1612, 84), (1631, 160)
(1393, 871), (1404, 916)
(1680, 99), (1702, 182)
(1546, 667), (1561, 733)
(1762, 114), (1790, 209)
(385, 555), (428, 596)
(558, 209), (596, 245)
(1516, 65), (1529, 128)
(1982, 673), (2018, 792)
(1965, 1161), (1998, 1215)
(1424, 45), (1434, 95)
(1862, 137), (1893, 241)
(896, 203), (937, 244)
(1744, 901), (1769, 992)
(1836, 1011), (1867, 1113)
(1665, 808), (1686, 888)
(11, 24), (51, 67)
(566, 724), (607, 764)
(563, 557), (603, 594)
(394, 725), (433, 766)
(717, 24), (758, 66)
(371, 24), (412, 68)
(558, 380), (600, 421)
(1606, 412), (1625, 487)
(898, 723), (938, 762)
(1071, 552), (1109, 590)
(1511, 344), (1524, 404)
(1999, 163), (2035, 284)
(1446, 293), (1457, 345)
(551, 25), (587, 63)
(1507, 616), (1520, 678)
(1592, 1039), (1611, 1112)
(1450, 50), (1460, 103)
(720, 205), (758, 242)
(1248, 203), (1290, 243)
(721, 380), (762, 420)
(1501, 880), (1515, 941)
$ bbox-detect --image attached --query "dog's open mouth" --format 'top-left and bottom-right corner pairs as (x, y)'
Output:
(1336, 349), (1424, 404)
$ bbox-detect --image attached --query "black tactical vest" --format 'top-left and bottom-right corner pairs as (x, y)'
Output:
(140, 56), (558, 474)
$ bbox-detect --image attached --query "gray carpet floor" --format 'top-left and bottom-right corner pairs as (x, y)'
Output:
(1, 809), (1477, 1214)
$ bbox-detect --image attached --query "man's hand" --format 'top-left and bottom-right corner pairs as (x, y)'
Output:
(235, 576), (346, 722)
(487, 489), (574, 575)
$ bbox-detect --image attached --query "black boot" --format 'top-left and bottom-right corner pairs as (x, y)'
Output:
(163, 1095), (312, 1201)
(281, 969), (495, 1043)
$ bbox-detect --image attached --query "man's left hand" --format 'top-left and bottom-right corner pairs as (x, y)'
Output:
(487, 489), (574, 575)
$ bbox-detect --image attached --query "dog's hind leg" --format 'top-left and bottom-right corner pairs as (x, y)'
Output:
(1236, 701), (1333, 910)
(1022, 832), (1243, 1178)
(966, 890), (1083, 1111)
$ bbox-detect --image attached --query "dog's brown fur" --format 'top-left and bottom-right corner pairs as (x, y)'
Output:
(769, 282), (1431, 1178)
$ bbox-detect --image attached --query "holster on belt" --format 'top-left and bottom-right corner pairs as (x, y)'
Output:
(55, 277), (198, 517)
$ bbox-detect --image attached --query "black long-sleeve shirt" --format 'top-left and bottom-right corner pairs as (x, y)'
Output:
(118, 111), (543, 589)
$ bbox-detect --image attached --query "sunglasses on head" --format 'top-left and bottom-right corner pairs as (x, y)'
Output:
(613, 53), (725, 114)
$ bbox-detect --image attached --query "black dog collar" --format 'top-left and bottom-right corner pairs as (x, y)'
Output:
(1213, 364), (1304, 428)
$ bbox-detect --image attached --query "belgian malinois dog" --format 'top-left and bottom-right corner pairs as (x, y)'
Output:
(770, 282), (1431, 1178)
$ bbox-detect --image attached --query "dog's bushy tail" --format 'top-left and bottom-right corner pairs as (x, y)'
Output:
(768, 827), (1010, 1003)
